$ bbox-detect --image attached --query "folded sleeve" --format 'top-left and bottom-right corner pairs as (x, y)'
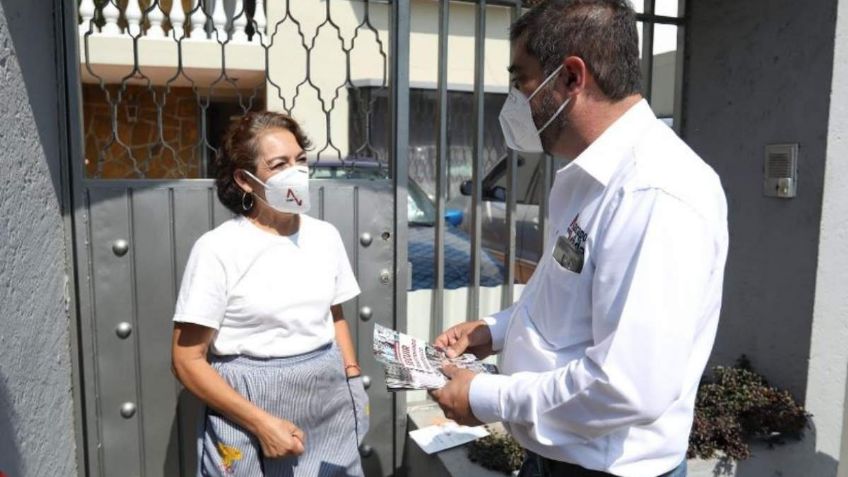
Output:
(172, 236), (228, 330)
(469, 188), (718, 438)
(481, 304), (516, 352)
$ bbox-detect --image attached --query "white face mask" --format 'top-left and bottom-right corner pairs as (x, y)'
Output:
(498, 64), (571, 153)
(244, 165), (311, 215)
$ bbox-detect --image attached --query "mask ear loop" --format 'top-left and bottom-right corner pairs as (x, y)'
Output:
(528, 63), (565, 101)
(529, 64), (570, 134)
(241, 169), (266, 188)
(538, 97), (572, 134)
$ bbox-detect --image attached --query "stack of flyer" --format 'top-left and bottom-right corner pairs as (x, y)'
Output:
(372, 324), (498, 391)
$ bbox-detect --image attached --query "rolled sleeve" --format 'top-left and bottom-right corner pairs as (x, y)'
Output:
(481, 305), (515, 352)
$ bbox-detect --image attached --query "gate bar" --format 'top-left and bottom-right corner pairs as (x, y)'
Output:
(539, 153), (553, 262)
(431, 0), (450, 340)
(56, 0), (91, 475)
(390, 0), (411, 471)
(502, 0), (522, 309)
(467, 0), (486, 321)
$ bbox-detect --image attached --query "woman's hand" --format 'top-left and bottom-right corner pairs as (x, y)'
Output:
(252, 414), (306, 459)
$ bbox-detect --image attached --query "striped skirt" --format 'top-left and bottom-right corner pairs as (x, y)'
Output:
(198, 343), (369, 477)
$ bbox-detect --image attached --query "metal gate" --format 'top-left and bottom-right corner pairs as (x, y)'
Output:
(58, 0), (685, 475)
(73, 180), (396, 476)
(61, 0), (411, 475)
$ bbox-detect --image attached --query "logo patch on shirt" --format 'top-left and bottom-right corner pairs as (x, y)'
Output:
(553, 214), (587, 273)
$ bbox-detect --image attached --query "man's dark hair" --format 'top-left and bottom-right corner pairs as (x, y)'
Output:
(511, 0), (641, 101)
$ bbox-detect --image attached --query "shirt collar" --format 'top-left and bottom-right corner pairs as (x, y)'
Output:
(557, 99), (656, 186)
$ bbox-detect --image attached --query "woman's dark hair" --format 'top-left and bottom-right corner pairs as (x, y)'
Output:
(215, 111), (312, 215)
(511, 0), (641, 101)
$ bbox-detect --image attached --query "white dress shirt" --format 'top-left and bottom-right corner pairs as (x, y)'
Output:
(469, 100), (728, 477)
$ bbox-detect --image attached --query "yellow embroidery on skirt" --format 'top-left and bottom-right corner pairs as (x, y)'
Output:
(217, 442), (243, 470)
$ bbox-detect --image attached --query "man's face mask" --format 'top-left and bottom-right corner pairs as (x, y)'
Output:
(243, 165), (311, 215)
(499, 64), (570, 154)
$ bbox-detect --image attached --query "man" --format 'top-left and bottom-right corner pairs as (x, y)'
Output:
(430, 1), (728, 476)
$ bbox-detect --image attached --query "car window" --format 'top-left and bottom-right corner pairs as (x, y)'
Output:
(344, 167), (388, 180)
(524, 156), (570, 206)
(408, 180), (436, 226)
(309, 164), (388, 180)
(486, 153), (542, 205)
(310, 167), (336, 179)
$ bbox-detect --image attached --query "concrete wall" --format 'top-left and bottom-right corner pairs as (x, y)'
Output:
(683, 0), (837, 399)
(685, 0), (848, 474)
(0, 1), (77, 476)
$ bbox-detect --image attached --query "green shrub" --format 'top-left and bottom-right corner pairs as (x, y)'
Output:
(466, 356), (809, 472)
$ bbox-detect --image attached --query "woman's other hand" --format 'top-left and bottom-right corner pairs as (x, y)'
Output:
(254, 415), (306, 458)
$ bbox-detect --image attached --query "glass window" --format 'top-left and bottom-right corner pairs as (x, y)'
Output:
(655, 0), (681, 18)
(407, 179), (437, 226)
(651, 24), (678, 123)
(488, 153), (542, 205)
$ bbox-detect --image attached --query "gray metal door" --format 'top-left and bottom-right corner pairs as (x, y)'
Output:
(73, 180), (396, 476)
(61, 0), (410, 475)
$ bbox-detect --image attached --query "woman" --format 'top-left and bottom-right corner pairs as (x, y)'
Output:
(171, 111), (369, 477)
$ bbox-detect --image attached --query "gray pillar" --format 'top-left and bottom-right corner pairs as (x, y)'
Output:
(684, 0), (835, 401)
(0, 0), (78, 475)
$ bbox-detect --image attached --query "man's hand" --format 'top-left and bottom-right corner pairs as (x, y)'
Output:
(434, 320), (493, 359)
(429, 365), (483, 427)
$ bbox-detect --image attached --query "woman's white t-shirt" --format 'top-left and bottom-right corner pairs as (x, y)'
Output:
(173, 214), (361, 358)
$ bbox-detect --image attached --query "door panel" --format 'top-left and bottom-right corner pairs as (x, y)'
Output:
(76, 180), (395, 476)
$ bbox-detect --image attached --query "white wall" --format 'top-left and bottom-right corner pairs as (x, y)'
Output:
(816, 0), (848, 472)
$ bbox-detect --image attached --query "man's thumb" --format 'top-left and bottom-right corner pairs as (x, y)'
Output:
(446, 335), (468, 358)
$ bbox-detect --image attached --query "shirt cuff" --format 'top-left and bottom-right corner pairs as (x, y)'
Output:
(481, 306), (513, 352)
(469, 373), (511, 424)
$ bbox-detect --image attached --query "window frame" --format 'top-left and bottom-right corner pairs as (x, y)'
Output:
(636, 0), (687, 135)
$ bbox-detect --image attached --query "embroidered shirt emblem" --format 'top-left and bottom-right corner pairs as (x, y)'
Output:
(217, 442), (243, 474)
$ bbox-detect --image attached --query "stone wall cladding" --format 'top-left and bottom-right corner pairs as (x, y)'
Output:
(83, 83), (203, 179)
